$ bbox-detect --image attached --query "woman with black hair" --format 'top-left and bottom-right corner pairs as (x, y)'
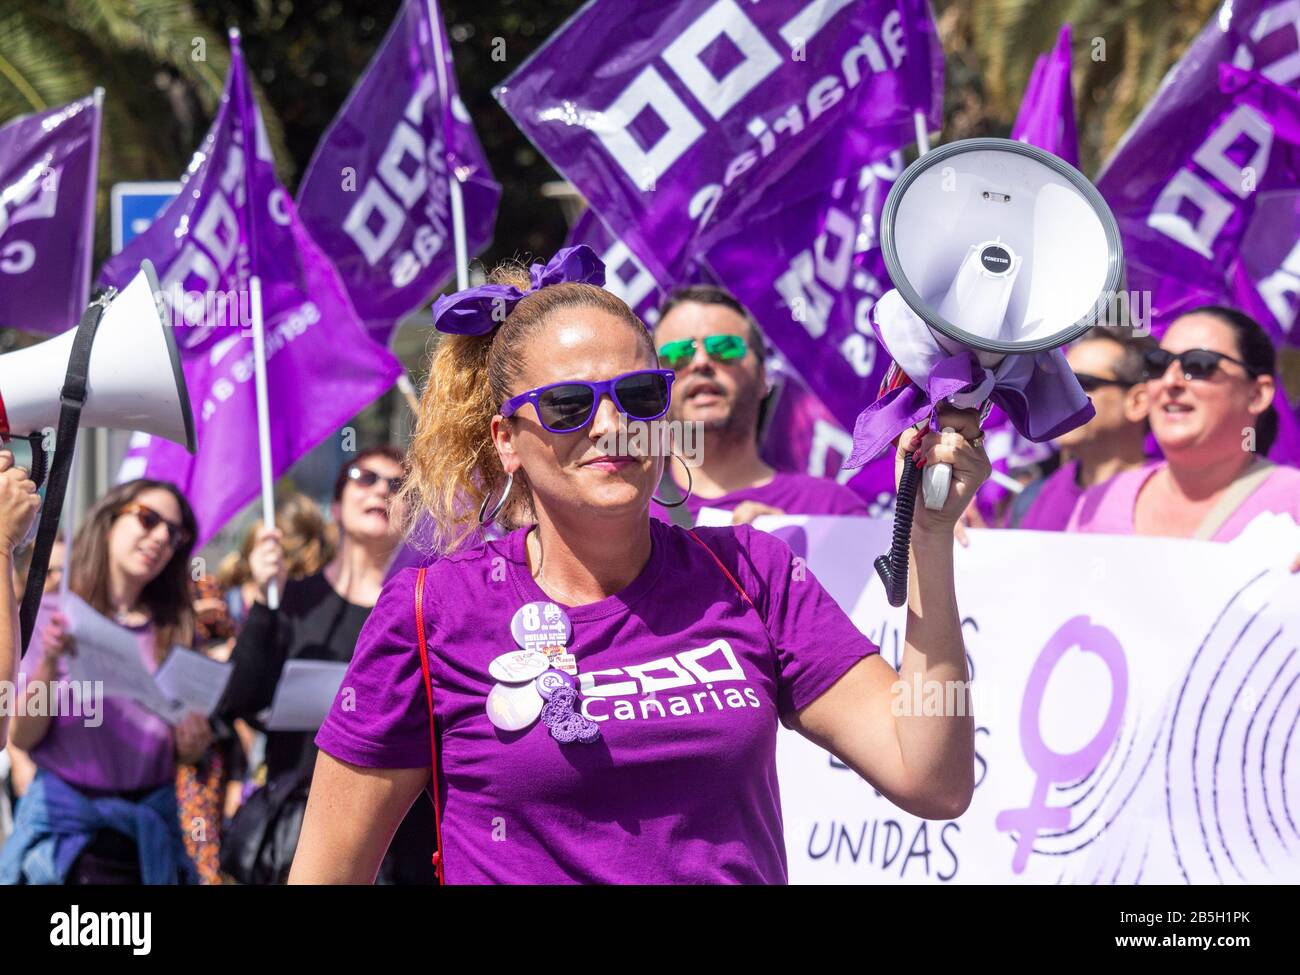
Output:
(1068, 306), (1300, 542)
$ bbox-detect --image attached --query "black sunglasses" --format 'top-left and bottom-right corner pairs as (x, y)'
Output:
(118, 502), (192, 549)
(1143, 348), (1261, 382)
(1073, 372), (1131, 393)
(347, 466), (404, 494)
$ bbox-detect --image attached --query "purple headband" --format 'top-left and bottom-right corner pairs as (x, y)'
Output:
(430, 245), (606, 336)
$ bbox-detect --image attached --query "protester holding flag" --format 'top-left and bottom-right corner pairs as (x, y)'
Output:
(1067, 308), (1300, 544)
(649, 285), (870, 526)
(219, 447), (436, 885)
(0, 449), (41, 748)
(290, 246), (986, 884)
(2, 480), (205, 885)
(1013, 327), (1154, 530)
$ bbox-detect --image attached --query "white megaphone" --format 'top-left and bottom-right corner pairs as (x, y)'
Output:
(0, 259), (196, 451)
(879, 137), (1122, 509)
(871, 138), (1122, 606)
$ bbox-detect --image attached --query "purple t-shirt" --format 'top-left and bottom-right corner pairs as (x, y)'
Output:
(316, 518), (879, 884)
(649, 469), (870, 525)
(1066, 460), (1300, 541)
(1018, 461), (1083, 532)
(19, 596), (175, 793)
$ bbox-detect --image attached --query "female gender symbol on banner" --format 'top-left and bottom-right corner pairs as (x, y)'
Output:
(996, 615), (1128, 873)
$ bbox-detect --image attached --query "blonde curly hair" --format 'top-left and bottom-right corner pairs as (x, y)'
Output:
(397, 261), (654, 553)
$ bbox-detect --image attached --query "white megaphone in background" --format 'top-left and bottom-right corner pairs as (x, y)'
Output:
(6, 258), (196, 651)
(870, 138), (1123, 605)
(0, 259), (196, 451)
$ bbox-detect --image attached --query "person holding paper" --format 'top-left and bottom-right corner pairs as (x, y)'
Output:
(218, 446), (436, 885)
(1067, 307), (1300, 547)
(292, 247), (987, 884)
(647, 285), (870, 527)
(0, 448), (41, 748)
(2, 479), (206, 885)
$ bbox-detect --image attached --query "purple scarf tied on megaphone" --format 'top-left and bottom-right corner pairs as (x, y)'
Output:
(844, 289), (1096, 469)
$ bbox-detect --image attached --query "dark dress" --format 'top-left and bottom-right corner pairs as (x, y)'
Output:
(220, 572), (436, 884)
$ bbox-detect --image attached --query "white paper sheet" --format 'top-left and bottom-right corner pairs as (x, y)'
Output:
(61, 592), (172, 715)
(154, 646), (233, 718)
(264, 659), (349, 731)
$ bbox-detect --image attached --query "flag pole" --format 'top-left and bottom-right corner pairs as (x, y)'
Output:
(913, 110), (931, 155)
(426, 0), (469, 290)
(232, 28), (279, 609)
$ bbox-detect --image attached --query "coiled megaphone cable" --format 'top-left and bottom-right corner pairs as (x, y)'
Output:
(874, 449), (920, 608)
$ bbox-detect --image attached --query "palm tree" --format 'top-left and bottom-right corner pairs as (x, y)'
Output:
(935, 0), (1221, 174)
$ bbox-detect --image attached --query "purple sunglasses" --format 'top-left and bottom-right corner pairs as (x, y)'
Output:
(500, 369), (676, 433)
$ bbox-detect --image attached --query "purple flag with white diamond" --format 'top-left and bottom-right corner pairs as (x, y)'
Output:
(102, 33), (402, 546)
(497, 0), (942, 284)
(0, 92), (101, 334)
(297, 0), (500, 344)
(1098, 0), (1300, 345)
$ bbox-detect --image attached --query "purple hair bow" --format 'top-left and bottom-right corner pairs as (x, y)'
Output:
(430, 245), (606, 336)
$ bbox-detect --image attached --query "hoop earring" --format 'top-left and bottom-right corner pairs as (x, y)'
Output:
(479, 471), (514, 525)
(651, 453), (693, 507)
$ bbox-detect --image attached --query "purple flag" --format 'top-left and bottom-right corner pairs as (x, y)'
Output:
(1098, 0), (1300, 344)
(760, 355), (898, 514)
(707, 147), (906, 431)
(496, 0), (942, 284)
(565, 208), (670, 326)
(0, 92), (102, 334)
(103, 34), (403, 546)
(297, 0), (500, 344)
(1011, 24), (1079, 167)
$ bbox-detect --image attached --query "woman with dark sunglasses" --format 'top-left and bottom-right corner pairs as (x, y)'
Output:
(1067, 306), (1300, 544)
(3, 480), (205, 884)
(291, 246), (990, 885)
(217, 445), (437, 884)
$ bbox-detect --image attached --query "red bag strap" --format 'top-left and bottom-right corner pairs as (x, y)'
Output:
(686, 528), (754, 610)
(414, 567), (446, 885)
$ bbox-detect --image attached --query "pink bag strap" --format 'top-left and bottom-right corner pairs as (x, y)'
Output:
(414, 567), (446, 885)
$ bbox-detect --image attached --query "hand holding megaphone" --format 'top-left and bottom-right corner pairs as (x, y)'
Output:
(896, 411), (989, 529)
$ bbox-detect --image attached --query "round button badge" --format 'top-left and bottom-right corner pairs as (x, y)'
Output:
(535, 668), (576, 700)
(510, 601), (573, 654)
(485, 681), (544, 732)
(489, 649), (549, 684)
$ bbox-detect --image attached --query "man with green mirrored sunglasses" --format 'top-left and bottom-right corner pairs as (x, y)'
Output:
(651, 285), (869, 528)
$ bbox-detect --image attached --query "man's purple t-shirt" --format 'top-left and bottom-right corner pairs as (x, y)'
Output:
(649, 469), (870, 525)
(19, 596), (175, 793)
(316, 518), (879, 884)
(1018, 461), (1083, 532)
(1066, 460), (1300, 541)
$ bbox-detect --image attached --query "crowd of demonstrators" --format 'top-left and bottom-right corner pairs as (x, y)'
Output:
(2, 480), (204, 884)
(217, 446), (436, 885)
(649, 285), (870, 526)
(0, 444), (427, 885)
(0, 281), (1297, 887)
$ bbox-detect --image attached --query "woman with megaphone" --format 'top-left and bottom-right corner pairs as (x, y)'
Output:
(1, 479), (206, 885)
(289, 246), (990, 885)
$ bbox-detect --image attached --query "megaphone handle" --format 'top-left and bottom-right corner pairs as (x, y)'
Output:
(921, 427), (955, 511)
(873, 449), (920, 608)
